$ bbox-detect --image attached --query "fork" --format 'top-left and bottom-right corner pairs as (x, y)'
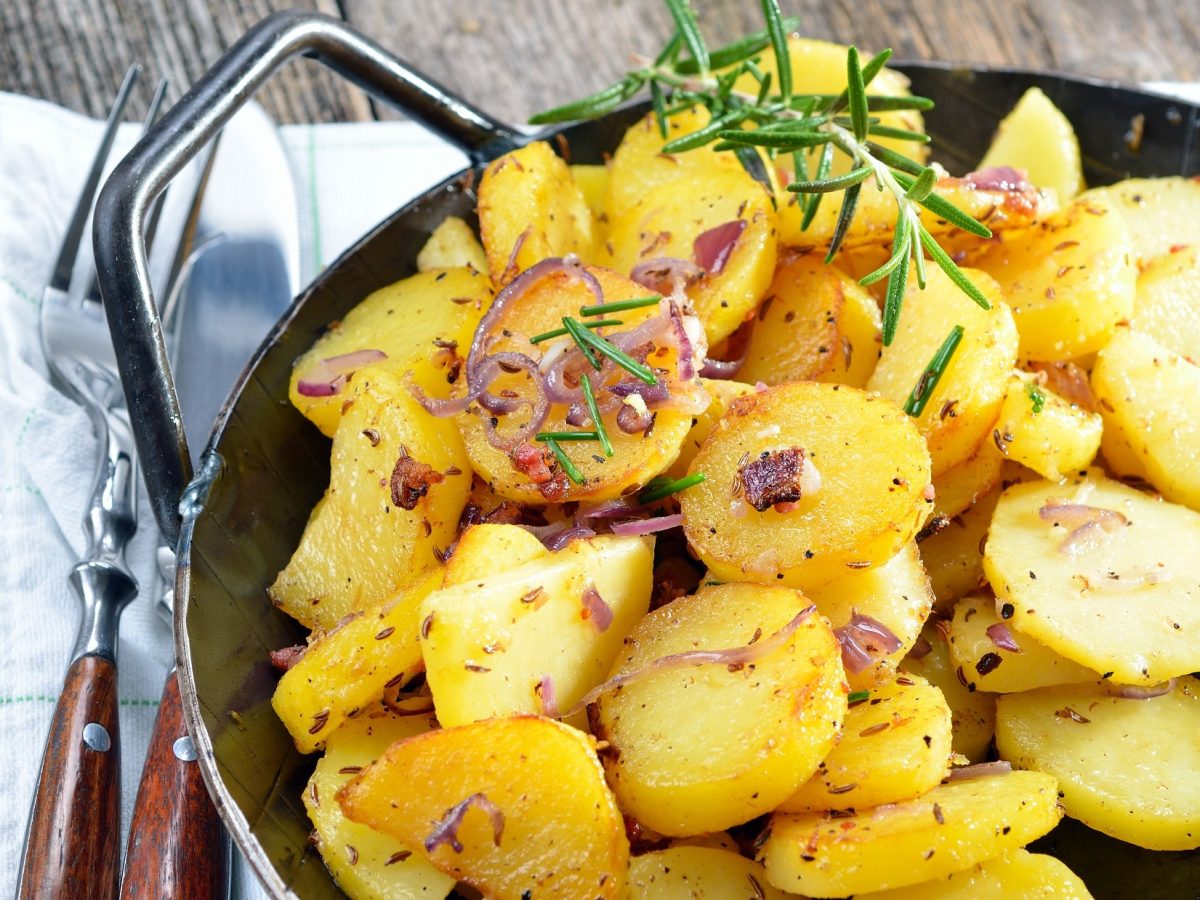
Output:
(18, 66), (188, 899)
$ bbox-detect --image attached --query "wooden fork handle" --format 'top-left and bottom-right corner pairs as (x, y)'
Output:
(120, 670), (228, 899)
(19, 653), (121, 900)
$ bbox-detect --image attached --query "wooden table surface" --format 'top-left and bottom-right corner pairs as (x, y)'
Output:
(2, 1), (1197, 125)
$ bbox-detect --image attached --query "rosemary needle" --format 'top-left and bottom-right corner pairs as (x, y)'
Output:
(544, 438), (584, 484)
(904, 325), (964, 417)
(580, 374), (614, 457)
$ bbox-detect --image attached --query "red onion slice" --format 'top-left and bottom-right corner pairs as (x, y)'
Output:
(296, 349), (388, 397)
(693, 219), (747, 274)
(1106, 679), (1175, 700)
(964, 166), (1030, 192)
(699, 355), (745, 379)
(537, 673), (560, 718)
(424, 793), (505, 853)
(269, 644), (307, 672)
(576, 498), (652, 521)
(581, 585), (614, 632)
(906, 634), (933, 660)
(666, 300), (696, 380)
(610, 514), (683, 536)
(945, 760), (1013, 782)
(630, 257), (703, 294)
(543, 525), (596, 551)
(836, 612), (903, 675)
(985, 622), (1021, 653)
(567, 606), (816, 716)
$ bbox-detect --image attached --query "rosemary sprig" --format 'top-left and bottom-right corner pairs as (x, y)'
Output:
(562, 316), (659, 385)
(640, 472), (707, 503)
(529, 319), (623, 343)
(530, 0), (995, 346)
(580, 374), (614, 457)
(544, 438), (585, 484)
(579, 295), (660, 316)
(904, 324), (964, 417)
(536, 431), (601, 442)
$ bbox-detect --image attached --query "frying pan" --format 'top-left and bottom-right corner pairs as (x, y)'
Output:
(94, 11), (1200, 898)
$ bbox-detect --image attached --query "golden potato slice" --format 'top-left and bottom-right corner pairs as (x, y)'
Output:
(421, 536), (651, 727)
(1092, 327), (1200, 510)
(570, 162), (609, 224)
(478, 141), (596, 283)
(856, 849), (1093, 899)
(270, 369), (470, 631)
(983, 470), (1200, 684)
(922, 495), (995, 612)
(761, 770), (1061, 896)
(339, 716), (628, 899)
(779, 673), (953, 813)
(273, 568), (443, 753)
(806, 542), (934, 690)
(947, 597), (1099, 694)
(457, 265), (695, 503)
(415, 217), (488, 274)
(682, 382), (932, 590)
(997, 679), (1200, 850)
(900, 623), (996, 763)
(595, 582), (846, 835)
(932, 442), (1005, 519)
(968, 194), (1137, 361)
(988, 371), (1103, 481)
(1077, 175), (1200, 264)
(978, 87), (1084, 201)
(666, 379), (755, 481)
(1131, 245), (1200, 363)
(626, 846), (787, 899)
(867, 266), (1017, 477)
(288, 268), (490, 437)
(604, 106), (749, 224)
(442, 522), (549, 585)
(304, 705), (453, 899)
(738, 254), (882, 389)
(602, 167), (778, 343)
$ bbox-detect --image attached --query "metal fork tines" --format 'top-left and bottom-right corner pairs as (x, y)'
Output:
(19, 65), (205, 899)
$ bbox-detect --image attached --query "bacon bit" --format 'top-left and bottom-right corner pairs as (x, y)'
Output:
(1055, 706), (1091, 724)
(390, 447), (444, 510)
(738, 447), (810, 511)
(269, 644), (307, 672)
(424, 793), (506, 853)
(963, 166), (1029, 192)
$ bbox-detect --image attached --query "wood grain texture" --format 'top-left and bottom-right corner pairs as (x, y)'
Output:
(19, 654), (121, 900)
(0, 1), (1196, 125)
(120, 672), (228, 900)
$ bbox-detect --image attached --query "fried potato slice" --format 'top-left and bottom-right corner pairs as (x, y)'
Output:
(997, 679), (1200, 850)
(779, 673), (952, 813)
(867, 266), (1017, 477)
(856, 849), (1093, 899)
(983, 469), (1200, 684)
(988, 372), (1102, 481)
(978, 87), (1084, 201)
(304, 705), (453, 899)
(759, 770), (1062, 897)
(1077, 175), (1200, 265)
(626, 846), (787, 899)
(681, 382), (932, 590)
(416, 216), (488, 274)
(339, 716), (628, 899)
(595, 582), (846, 835)
(666, 378), (755, 481)
(932, 442), (1005, 520)
(288, 267), (490, 438)
(270, 368), (470, 631)
(1130, 245), (1200, 363)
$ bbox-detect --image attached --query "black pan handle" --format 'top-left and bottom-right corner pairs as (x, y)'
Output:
(94, 9), (520, 546)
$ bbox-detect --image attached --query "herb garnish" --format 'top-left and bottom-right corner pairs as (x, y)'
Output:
(536, 431), (601, 442)
(529, 318), (623, 343)
(580, 296), (661, 316)
(580, 374), (614, 457)
(530, 0), (993, 345)
(903, 324), (964, 417)
(562, 316), (659, 385)
(544, 438), (585, 484)
(640, 472), (707, 503)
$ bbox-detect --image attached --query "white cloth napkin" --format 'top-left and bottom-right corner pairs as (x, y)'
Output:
(1, 81), (1194, 897)
(0, 90), (464, 897)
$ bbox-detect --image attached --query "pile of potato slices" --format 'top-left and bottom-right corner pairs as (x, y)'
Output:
(268, 37), (1200, 899)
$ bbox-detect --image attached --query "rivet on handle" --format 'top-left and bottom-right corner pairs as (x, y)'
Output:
(83, 722), (111, 753)
(172, 735), (198, 762)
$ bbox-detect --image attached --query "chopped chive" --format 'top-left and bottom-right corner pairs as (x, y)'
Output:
(581, 374), (613, 457)
(1027, 383), (1046, 414)
(563, 317), (658, 385)
(848, 689), (871, 704)
(703, 579), (725, 586)
(640, 472), (707, 503)
(536, 431), (600, 442)
(904, 325), (965, 417)
(529, 318), (623, 343)
(544, 438), (584, 484)
(579, 296), (660, 316)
